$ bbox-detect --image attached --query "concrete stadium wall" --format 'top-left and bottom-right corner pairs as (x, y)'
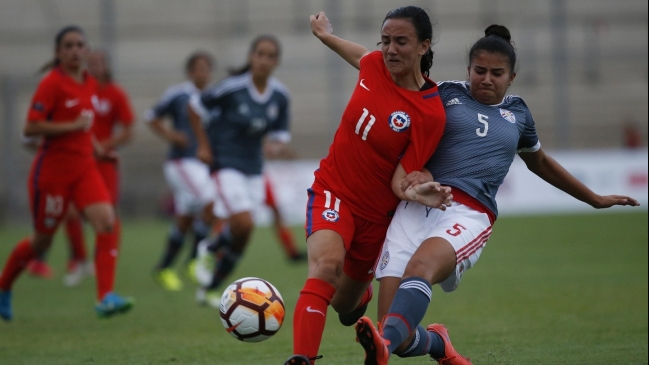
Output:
(0, 0), (647, 222)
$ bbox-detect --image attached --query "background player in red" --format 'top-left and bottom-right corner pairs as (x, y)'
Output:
(0, 25), (133, 322)
(285, 7), (452, 364)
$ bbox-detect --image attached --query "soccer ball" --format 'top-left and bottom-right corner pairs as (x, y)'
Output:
(219, 277), (285, 342)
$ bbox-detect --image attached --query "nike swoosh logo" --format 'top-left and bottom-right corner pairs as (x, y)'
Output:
(65, 99), (79, 108)
(306, 306), (325, 316)
(360, 79), (370, 91)
(226, 322), (242, 333)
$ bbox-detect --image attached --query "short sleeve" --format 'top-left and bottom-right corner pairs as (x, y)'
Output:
(517, 107), (541, 153)
(27, 76), (58, 122)
(145, 87), (177, 122)
(399, 96), (446, 173)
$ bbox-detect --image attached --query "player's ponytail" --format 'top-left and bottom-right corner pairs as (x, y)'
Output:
(469, 24), (517, 72)
(37, 25), (86, 74)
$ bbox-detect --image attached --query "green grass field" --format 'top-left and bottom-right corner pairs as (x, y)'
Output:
(0, 212), (647, 365)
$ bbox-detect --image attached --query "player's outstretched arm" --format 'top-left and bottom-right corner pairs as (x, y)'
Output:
(310, 11), (369, 70)
(519, 148), (640, 208)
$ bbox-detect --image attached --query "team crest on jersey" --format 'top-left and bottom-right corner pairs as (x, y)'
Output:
(266, 102), (279, 121)
(388, 111), (410, 132)
(321, 209), (339, 222)
(500, 108), (516, 124)
(379, 251), (390, 270)
(238, 103), (250, 115)
(92, 95), (112, 115)
(32, 102), (44, 112)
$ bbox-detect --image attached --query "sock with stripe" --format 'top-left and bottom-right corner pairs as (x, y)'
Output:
(65, 214), (87, 261)
(394, 324), (445, 359)
(158, 225), (185, 269)
(382, 277), (433, 354)
(293, 278), (336, 363)
(95, 231), (118, 301)
(0, 238), (36, 291)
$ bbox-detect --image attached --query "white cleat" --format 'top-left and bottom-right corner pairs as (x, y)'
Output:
(63, 260), (95, 287)
(196, 287), (221, 308)
(194, 239), (215, 287)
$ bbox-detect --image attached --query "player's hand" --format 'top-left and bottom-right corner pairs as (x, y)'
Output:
(405, 182), (453, 210)
(197, 144), (213, 166)
(310, 11), (333, 39)
(400, 170), (434, 193)
(170, 131), (189, 148)
(592, 195), (640, 209)
(73, 110), (93, 131)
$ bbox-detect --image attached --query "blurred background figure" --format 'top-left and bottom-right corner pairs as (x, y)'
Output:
(146, 51), (217, 292)
(0, 25), (133, 321)
(623, 117), (643, 149)
(189, 35), (292, 307)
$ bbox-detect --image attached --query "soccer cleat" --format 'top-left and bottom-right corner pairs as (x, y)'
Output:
(196, 287), (221, 308)
(288, 251), (308, 263)
(154, 268), (183, 291)
(95, 292), (134, 318)
(339, 284), (372, 326)
(194, 239), (215, 287)
(63, 260), (94, 287)
(355, 316), (390, 365)
(0, 290), (12, 322)
(426, 324), (472, 365)
(26, 259), (54, 279)
(186, 259), (199, 284)
(283, 354), (323, 364)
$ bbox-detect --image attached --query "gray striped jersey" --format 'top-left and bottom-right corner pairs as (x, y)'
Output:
(426, 81), (541, 217)
(145, 81), (201, 160)
(191, 72), (291, 175)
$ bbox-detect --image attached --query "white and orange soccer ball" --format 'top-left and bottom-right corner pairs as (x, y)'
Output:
(219, 277), (285, 342)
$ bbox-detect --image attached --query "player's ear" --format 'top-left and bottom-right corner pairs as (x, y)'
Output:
(508, 72), (517, 86)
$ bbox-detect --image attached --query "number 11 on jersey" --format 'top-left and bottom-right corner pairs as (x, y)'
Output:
(356, 108), (376, 141)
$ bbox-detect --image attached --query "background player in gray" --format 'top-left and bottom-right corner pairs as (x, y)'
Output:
(355, 25), (640, 365)
(146, 51), (216, 291)
(189, 35), (291, 306)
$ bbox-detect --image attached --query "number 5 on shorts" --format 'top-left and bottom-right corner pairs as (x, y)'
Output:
(446, 223), (466, 237)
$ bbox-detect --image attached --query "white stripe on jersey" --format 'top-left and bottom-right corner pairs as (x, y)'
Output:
(209, 73), (249, 99)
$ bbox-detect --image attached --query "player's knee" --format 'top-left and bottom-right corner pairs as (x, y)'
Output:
(308, 255), (342, 286)
(30, 235), (53, 253)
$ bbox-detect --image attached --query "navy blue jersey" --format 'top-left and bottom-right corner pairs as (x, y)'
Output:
(426, 81), (540, 217)
(145, 81), (201, 160)
(190, 72), (291, 175)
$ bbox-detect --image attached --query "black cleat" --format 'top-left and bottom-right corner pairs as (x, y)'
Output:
(338, 302), (368, 326)
(283, 355), (323, 365)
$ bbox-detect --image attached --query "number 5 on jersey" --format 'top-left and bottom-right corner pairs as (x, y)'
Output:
(476, 113), (488, 137)
(356, 108), (376, 141)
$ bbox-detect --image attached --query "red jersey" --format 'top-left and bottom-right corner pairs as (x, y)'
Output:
(314, 51), (446, 225)
(27, 67), (98, 166)
(91, 81), (134, 152)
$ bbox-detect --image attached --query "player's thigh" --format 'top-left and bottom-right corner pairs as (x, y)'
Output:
(427, 204), (493, 292)
(212, 169), (263, 219)
(164, 158), (215, 216)
(305, 229), (346, 285)
(72, 167), (113, 231)
(29, 177), (72, 236)
(377, 276), (401, 320)
(404, 236), (457, 285)
(97, 161), (119, 206)
(375, 200), (440, 281)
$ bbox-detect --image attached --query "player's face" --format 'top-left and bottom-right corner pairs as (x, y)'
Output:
(380, 19), (429, 78)
(189, 57), (212, 90)
(56, 31), (87, 72)
(468, 51), (516, 105)
(249, 40), (279, 80)
(87, 51), (107, 80)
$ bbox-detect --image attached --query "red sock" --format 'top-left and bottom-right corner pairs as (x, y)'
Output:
(65, 215), (87, 261)
(293, 278), (336, 363)
(358, 283), (373, 308)
(95, 230), (118, 301)
(277, 226), (298, 257)
(0, 238), (36, 291)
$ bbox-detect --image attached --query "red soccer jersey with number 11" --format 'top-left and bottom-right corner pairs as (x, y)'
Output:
(314, 51), (446, 225)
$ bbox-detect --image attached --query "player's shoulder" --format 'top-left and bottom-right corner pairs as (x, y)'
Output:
(437, 80), (469, 93)
(359, 50), (384, 70)
(268, 77), (291, 100)
(502, 94), (531, 112)
(160, 81), (196, 102)
(208, 73), (250, 98)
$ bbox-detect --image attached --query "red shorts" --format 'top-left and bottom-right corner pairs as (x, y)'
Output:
(305, 182), (389, 282)
(29, 156), (111, 235)
(97, 160), (120, 205)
